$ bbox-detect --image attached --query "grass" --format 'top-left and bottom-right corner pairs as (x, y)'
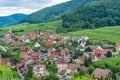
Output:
(93, 56), (120, 65)
(68, 26), (120, 43)
(0, 20), (62, 36)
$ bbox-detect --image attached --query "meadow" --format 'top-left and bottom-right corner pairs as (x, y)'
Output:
(68, 26), (120, 43)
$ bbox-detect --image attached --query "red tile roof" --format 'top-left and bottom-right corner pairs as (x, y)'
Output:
(50, 51), (60, 57)
(12, 41), (21, 46)
(94, 49), (103, 55)
(91, 68), (112, 79)
(57, 58), (67, 64)
(45, 40), (53, 46)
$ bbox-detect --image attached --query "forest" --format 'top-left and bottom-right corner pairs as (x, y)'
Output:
(62, 0), (120, 31)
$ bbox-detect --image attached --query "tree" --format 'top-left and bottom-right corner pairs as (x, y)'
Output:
(88, 66), (95, 75)
(72, 41), (78, 47)
(112, 47), (116, 52)
(79, 70), (85, 76)
(85, 47), (93, 52)
(25, 65), (33, 80)
(84, 57), (92, 67)
(84, 56), (88, 67)
(41, 72), (58, 80)
(45, 61), (58, 73)
(13, 53), (21, 63)
(106, 51), (112, 57)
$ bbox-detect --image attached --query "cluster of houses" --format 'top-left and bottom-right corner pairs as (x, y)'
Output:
(0, 29), (119, 80)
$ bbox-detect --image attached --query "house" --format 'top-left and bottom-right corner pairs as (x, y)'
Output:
(102, 44), (113, 48)
(12, 41), (21, 46)
(33, 65), (48, 77)
(2, 58), (11, 66)
(94, 49), (103, 57)
(81, 36), (89, 42)
(21, 52), (29, 60)
(60, 48), (69, 57)
(84, 52), (100, 62)
(20, 46), (27, 51)
(79, 55), (86, 63)
(94, 45), (103, 50)
(5, 32), (12, 38)
(30, 52), (41, 63)
(103, 49), (113, 57)
(66, 64), (79, 74)
(50, 51), (60, 57)
(71, 36), (81, 43)
(57, 39), (66, 45)
(34, 42), (40, 47)
(14, 36), (20, 39)
(45, 40), (53, 46)
(57, 58), (68, 71)
(58, 64), (79, 79)
(91, 68), (113, 80)
(44, 32), (50, 35)
(22, 35), (30, 43)
(76, 45), (85, 51)
(79, 66), (88, 71)
(94, 49), (113, 58)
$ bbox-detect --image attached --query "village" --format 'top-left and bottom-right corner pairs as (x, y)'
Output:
(0, 29), (120, 80)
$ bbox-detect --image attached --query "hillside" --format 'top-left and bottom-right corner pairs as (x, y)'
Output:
(0, 20), (62, 36)
(92, 56), (120, 75)
(0, 14), (27, 27)
(20, 0), (99, 23)
(1, 21), (120, 43)
(62, 0), (120, 31)
(68, 26), (120, 43)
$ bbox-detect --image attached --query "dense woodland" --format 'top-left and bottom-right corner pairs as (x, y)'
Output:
(62, 0), (120, 31)
(20, 0), (99, 23)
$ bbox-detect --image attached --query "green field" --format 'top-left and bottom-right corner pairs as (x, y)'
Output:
(92, 56), (120, 76)
(68, 26), (120, 43)
(93, 56), (120, 65)
(0, 20), (62, 36)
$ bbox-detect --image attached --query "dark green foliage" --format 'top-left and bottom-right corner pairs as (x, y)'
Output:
(79, 70), (85, 76)
(13, 53), (21, 63)
(25, 65), (33, 80)
(72, 41), (78, 47)
(85, 47), (93, 52)
(73, 50), (83, 59)
(112, 47), (116, 52)
(88, 66), (95, 74)
(20, 0), (98, 23)
(41, 72), (58, 80)
(45, 61), (58, 73)
(84, 57), (92, 67)
(62, 0), (120, 31)
(1, 51), (11, 58)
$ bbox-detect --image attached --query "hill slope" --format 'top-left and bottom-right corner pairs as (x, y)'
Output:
(1, 21), (120, 43)
(20, 0), (99, 23)
(0, 14), (27, 27)
(68, 26), (120, 43)
(62, 0), (120, 31)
